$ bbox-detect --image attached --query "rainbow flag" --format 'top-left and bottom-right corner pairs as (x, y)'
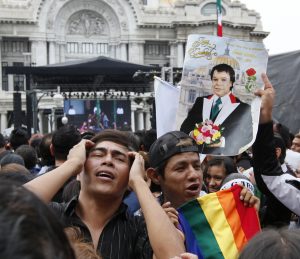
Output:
(178, 185), (260, 259)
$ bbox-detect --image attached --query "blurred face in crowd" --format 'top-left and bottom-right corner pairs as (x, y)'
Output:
(205, 165), (227, 193)
(291, 137), (300, 153)
(158, 152), (203, 208)
(83, 141), (130, 199)
(212, 71), (232, 97)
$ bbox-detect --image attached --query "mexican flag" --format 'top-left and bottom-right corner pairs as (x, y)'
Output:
(217, 0), (222, 37)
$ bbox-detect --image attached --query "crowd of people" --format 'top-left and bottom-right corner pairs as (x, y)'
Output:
(1, 73), (300, 259)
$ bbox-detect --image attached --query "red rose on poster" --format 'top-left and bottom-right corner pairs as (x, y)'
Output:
(212, 125), (219, 130)
(246, 68), (256, 77)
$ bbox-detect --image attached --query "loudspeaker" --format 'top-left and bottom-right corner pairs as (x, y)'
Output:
(13, 92), (22, 128)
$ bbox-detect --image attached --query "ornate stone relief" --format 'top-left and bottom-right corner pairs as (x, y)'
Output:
(47, 1), (58, 29)
(67, 11), (107, 37)
(46, 0), (128, 33)
(100, 0), (128, 31)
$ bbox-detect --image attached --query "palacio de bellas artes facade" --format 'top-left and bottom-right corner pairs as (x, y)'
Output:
(0, 0), (268, 134)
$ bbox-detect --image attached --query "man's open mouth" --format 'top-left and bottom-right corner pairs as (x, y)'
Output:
(186, 183), (200, 192)
(95, 171), (114, 180)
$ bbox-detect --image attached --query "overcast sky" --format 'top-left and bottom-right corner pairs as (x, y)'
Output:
(240, 0), (299, 55)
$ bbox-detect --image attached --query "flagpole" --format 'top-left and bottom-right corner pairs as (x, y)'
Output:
(217, 0), (222, 37)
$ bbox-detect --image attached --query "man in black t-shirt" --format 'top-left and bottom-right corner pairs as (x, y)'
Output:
(24, 130), (184, 259)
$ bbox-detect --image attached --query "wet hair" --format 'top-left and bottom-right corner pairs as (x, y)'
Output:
(9, 128), (29, 150)
(126, 132), (141, 151)
(274, 122), (292, 149)
(0, 166), (33, 185)
(15, 145), (38, 170)
(52, 125), (81, 161)
(39, 133), (54, 166)
(273, 133), (286, 164)
(0, 163), (30, 174)
(204, 157), (237, 179)
(294, 133), (300, 139)
(210, 63), (235, 87)
(142, 129), (157, 152)
(239, 228), (300, 259)
(0, 181), (75, 259)
(29, 134), (43, 159)
(91, 129), (134, 151)
(0, 153), (24, 167)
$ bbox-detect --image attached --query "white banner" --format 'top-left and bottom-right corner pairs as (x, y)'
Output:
(154, 77), (180, 137)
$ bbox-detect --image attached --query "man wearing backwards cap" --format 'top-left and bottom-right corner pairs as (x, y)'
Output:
(147, 131), (258, 209)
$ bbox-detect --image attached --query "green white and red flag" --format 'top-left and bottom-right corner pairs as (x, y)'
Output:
(217, 0), (222, 37)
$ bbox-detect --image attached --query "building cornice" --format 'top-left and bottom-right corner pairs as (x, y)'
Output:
(250, 31), (270, 37)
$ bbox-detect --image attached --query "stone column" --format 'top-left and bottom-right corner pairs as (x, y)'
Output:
(38, 110), (43, 134)
(177, 41), (184, 67)
(0, 38), (2, 91)
(0, 112), (8, 133)
(128, 42), (144, 64)
(169, 42), (177, 67)
(131, 109), (136, 132)
(136, 109), (144, 130)
(48, 114), (52, 133)
(110, 44), (117, 59)
(52, 108), (58, 132)
(59, 43), (66, 63)
(119, 43), (127, 61)
(144, 110), (151, 130)
(49, 41), (56, 64)
(31, 40), (47, 66)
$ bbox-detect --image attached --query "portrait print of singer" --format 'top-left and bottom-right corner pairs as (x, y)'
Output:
(180, 63), (253, 156)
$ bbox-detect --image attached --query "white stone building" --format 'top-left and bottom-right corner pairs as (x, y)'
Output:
(0, 0), (268, 134)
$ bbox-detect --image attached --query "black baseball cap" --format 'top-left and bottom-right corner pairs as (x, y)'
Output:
(148, 131), (199, 168)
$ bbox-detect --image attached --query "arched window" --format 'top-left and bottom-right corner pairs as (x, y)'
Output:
(201, 3), (226, 16)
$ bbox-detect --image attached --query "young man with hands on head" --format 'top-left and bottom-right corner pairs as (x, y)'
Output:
(24, 130), (185, 259)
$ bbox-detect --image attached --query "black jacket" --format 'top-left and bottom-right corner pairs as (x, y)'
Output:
(180, 95), (253, 156)
(50, 197), (152, 259)
(252, 122), (294, 227)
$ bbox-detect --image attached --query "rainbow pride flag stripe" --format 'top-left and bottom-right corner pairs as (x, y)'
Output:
(178, 185), (260, 259)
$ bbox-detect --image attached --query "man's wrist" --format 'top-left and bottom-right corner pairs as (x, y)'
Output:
(130, 177), (147, 193)
(64, 158), (83, 175)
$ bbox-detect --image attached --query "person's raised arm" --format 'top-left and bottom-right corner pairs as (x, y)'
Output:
(128, 152), (185, 259)
(252, 73), (278, 170)
(24, 140), (94, 203)
(253, 74), (300, 216)
(255, 73), (274, 124)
